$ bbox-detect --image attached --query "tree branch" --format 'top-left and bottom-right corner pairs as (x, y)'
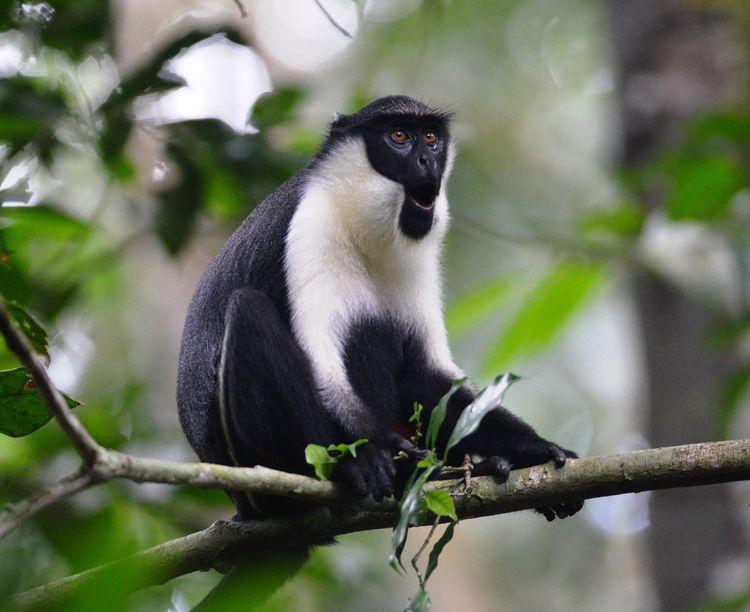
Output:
(0, 469), (99, 539)
(313, 0), (354, 39)
(0, 302), (102, 464)
(0, 451), (365, 540)
(3, 292), (750, 609)
(10, 439), (750, 610)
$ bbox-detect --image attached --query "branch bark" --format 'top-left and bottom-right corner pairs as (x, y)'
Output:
(0, 302), (103, 464)
(10, 439), (750, 610)
(0, 451), (365, 540)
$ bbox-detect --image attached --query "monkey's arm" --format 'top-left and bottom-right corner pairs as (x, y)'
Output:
(412, 376), (583, 521)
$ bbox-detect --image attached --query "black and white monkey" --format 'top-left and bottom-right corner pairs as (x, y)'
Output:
(177, 95), (582, 524)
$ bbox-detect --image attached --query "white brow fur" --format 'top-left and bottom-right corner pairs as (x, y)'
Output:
(284, 137), (462, 434)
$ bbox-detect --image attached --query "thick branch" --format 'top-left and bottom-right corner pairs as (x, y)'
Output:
(0, 452), (358, 540)
(11, 439), (750, 610)
(0, 302), (102, 464)
(104, 450), (349, 503)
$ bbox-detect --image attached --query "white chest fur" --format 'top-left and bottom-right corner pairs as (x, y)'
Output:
(283, 138), (461, 414)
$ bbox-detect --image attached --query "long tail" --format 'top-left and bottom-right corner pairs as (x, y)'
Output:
(192, 547), (310, 611)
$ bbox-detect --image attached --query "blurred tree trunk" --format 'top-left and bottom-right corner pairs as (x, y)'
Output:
(607, 1), (748, 610)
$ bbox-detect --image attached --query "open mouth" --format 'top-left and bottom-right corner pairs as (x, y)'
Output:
(406, 183), (438, 210)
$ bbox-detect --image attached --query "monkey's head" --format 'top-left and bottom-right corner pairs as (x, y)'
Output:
(323, 95), (454, 240)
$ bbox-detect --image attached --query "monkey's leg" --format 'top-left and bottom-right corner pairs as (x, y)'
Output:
(220, 288), (397, 516)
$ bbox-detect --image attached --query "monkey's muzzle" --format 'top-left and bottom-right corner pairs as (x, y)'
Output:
(405, 182), (439, 210)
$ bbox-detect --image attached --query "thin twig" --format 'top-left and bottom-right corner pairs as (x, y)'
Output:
(461, 453), (473, 494)
(232, 0), (247, 18)
(0, 470), (98, 539)
(313, 0), (354, 38)
(411, 516), (440, 590)
(0, 301), (102, 464)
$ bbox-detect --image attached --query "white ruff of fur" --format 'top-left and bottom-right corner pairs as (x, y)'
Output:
(284, 137), (463, 432)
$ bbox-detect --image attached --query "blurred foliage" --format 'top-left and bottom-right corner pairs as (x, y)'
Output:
(0, 2), (306, 609)
(481, 263), (603, 375)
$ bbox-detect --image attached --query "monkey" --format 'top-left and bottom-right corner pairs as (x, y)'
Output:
(176, 95), (583, 525)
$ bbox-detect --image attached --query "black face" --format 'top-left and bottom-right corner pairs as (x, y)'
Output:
(361, 119), (448, 239)
(324, 96), (452, 240)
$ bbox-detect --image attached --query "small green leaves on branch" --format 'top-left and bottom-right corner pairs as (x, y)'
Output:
(424, 490), (457, 522)
(0, 367), (79, 437)
(445, 373), (518, 454)
(305, 439), (368, 480)
(393, 373), (518, 610)
(6, 302), (49, 363)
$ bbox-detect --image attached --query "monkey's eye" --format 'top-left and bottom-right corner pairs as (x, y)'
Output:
(423, 130), (438, 144)
(390, 129), (409, 144)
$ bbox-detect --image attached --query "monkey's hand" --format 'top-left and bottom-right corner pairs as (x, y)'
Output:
(336, 435), (427, 502)
(467, 441), (583, 521)
(459, 411), (584, 521)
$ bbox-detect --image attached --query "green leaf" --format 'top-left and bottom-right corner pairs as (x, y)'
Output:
(483, 262), (602, 373)
(205, 168), (245, 220)
(426, 379), (465, 451)
(6, 302), (49, 363)
(417, 452), (439, 469)
(389, 462), (442, 573)
(409, 402), (424, 425)
(154, 145), (204, 255)
(327, 438), (368, 459)
(0, 204), (90, 240)
(446, 278), (512, 337)
(687, 112), (750, 144)
(445, 372), (519, 456)
(250, 87), (305, 130)
(424, 489), (457, 522)
(404, 589), (431, 612)
(0, 367), (79, 437)
(0, 77), (67, 157)
(424, 521), (456, 583)
(663, 154), (743, 221)
(304, 443), (338, 481)
(718, 368), (750, 439)
(578, 202), (645, 239)
(305, 439), (368, 480)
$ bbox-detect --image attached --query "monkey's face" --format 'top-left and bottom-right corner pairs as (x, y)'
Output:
(360, 118), (449, 239)
(324, 96), (453, 240)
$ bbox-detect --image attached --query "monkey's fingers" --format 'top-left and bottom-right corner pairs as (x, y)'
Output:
(534, 498), (585, 521)
(535, 506), (557, 522)
(548, 444), (568, 468)
(385, 433), (429, 459)
(480, 455), (512, 482)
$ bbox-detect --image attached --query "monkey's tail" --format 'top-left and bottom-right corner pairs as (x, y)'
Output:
(192, 546), (310, 611)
